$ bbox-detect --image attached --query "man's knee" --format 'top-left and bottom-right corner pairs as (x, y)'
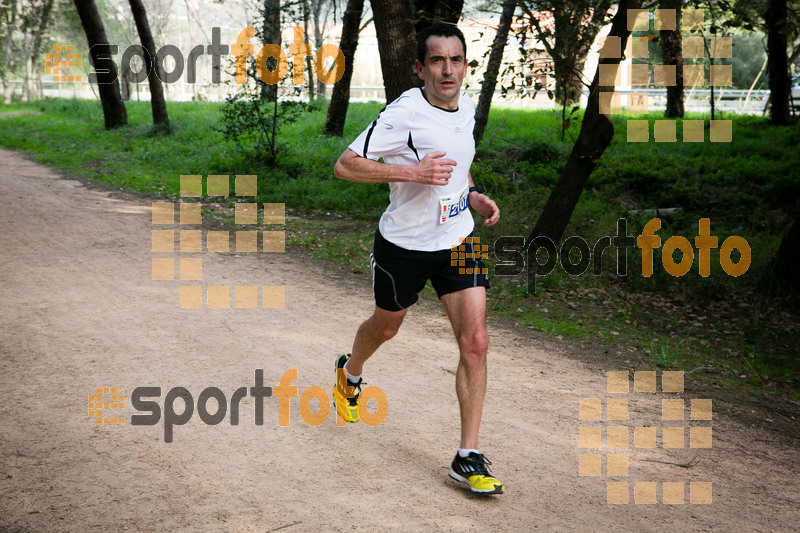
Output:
(380, 325), (401, 342)
(371, 310), (405, 343)
(458, 328), (488, 362)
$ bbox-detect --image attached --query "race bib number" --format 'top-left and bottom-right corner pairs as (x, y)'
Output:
(439, 187), (470, 224)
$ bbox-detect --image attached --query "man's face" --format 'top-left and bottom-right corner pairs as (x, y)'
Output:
(415, 35), (467, 109)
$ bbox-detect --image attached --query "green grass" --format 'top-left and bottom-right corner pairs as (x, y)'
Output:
(0, 96), (798, 404)
(0, 98), (390, 213)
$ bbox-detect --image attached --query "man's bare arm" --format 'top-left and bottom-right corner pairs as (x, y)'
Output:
(334, 148), (457, 186)
(467, 171), (500, 226)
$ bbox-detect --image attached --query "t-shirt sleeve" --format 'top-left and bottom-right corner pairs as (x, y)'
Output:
(462, 91), (475, 110)
(348, 97), (412, 161)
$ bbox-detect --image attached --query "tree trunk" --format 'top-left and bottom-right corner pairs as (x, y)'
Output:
(370, 0), (418, 103)
(323, 0), (364, 136)
(1, 0), (18, 104)
(709, 54), (716, 120)
(21, 43), (31, 102)
(128, 0), (169, 127)
(551, 51), (585, 107)
(21, 26), (33, 103)
(73, 0), (128, 129)
(528, 0), (641, 245)
(760, 215), (800, 296)
(473, 0), (516, 146)
(30, 0), (55, 100)
(2, 81), (11, 105)
(313, 1), (326, 98)
(660, 0), (683, 118)
(766, 0), (791, 125)
(303, 0), (315, 100)
(553, 2), (599, 107)
(259, 0), (281, 102)
(120, 67), (131, 100)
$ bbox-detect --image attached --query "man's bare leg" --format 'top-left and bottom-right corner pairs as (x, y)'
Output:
(440, 287), (489, 450)
(346, 306), (407, 376)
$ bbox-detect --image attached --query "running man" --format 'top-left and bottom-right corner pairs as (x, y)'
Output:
(332, 23), (504, 494)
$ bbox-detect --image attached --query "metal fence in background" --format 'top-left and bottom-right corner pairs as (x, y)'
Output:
(4, 80), (774, 116)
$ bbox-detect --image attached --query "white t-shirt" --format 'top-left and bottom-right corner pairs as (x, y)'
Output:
(348, 87), (476, 252)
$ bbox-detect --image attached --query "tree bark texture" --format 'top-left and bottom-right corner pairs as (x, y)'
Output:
(324, 0), (364, 136)
(128, 0), (169, 126)
(660, 0), (683, 118)
(370, 0), (419, 103)
(73, 0), (128, 129)
(473, 0), (516, 145)
(766, 0), (791, 125)
(260, 0), (281, 102)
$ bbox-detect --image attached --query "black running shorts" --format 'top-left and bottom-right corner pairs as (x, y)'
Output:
(370, 229), (490, 312)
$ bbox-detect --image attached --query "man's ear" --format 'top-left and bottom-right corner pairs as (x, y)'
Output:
(414, 59), (424, 80)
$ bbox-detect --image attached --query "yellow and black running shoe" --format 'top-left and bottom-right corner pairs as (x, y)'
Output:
(334, 353), (362, 423)
(449, 452), (505, 494)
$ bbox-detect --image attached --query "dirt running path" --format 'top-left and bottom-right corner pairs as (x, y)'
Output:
(0, 147), (798, 532)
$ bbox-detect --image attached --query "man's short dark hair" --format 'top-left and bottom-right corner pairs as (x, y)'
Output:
(416, 23), (467, 64)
